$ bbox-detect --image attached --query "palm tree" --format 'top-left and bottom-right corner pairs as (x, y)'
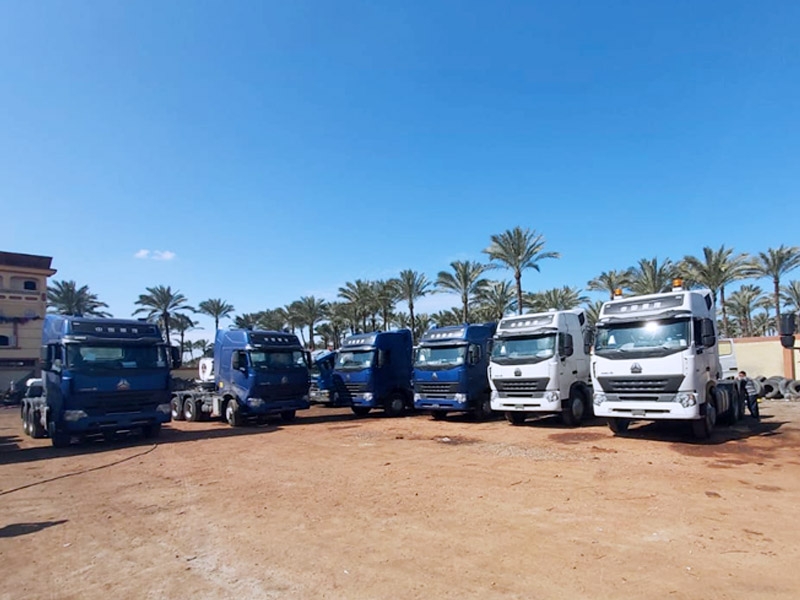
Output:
(725, 285), (764, 338)
(436, 260), (489, 324)
(780, 280), (800, 312)
(629, 257), (676, 295)
(749, 245), (800, 332)
(258, 308), (288, 331)
(133, 285), (193, 343)
(285, 301), (306, 343)
(170, 313), (198, 359)
(338, 279), (374, 332)
(474, 280), (516, 321)
(294, 296), (328, 349)
(413, 313), (432, 341)
(678, 245), (750, 338)
(587, 269), (634, 300)
(194, 338), (212, 357)
(233, 313), (261, 330)
(197, 298), (235, 332)
(393, 270), (431, 343)
(47, 280), (111, 317)
(483, 227), (560, 315)
(583, 299), (605, 328)
(524, 286), (589, 312)
(431, 308), (462, 328)
(372, 280), (399, 331)
(751, 312), (771, 337)
(314, 322), (337, 349)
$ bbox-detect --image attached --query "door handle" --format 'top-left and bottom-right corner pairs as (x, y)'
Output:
(572, 370), (578, 374)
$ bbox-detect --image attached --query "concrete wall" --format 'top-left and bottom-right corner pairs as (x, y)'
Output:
(733, 336), (799, 380)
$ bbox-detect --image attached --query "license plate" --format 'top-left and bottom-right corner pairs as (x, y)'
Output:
(430, 404), (439, 409)
(515, 404), (524, 410)
(632, 410), (646, 417)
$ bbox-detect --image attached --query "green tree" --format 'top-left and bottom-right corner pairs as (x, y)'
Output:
(474, 280), (516, 321)
(393, 270), (431, 343)
(47, 280), (111, 317)
(524, 286), (588, 312)
(629, 257), (676, 295)
(724, 284), (764, 338)
(678, 245), (750, 338)
(233, 313), (261, 330)
(583, 299), (605, 328)
(372, 280), (399, 332)
(748, 245), (800, 332)
(294, 296), (328, 349)
(587, 269), (634, 300)
(483, 227), (560, 315)
(197, 298), (235, 332)
(170, 313), (198, 360)
(257, 308), (288, 331)
(133, 285), (193, 344)
(780, 280), (800, 312)
(436, 260), (489, 324)
(338, 280), (375, 332)
(431, 308), (462, 328)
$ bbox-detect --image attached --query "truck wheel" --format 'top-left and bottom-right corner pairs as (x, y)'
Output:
(142, 423), (162, 438)
(171, 396), (185, 421)
(607, 418), (630, 434)
(184, 399), (200, 422)
(281, 410), (297, 422)
(384, 393), (406, 418)
(474, 398), (493, 421)
(50, 425), (71, 448)
(351, 406), (371, 417)
(31, 410), (46, 439)
(225, 401), (243, 427)
(561, 390), (586, 427)
(505, 411), (526, 426)
(22, 406), (32, 436)
(431, 411), (448, 421)
(692, 400), (716, 440)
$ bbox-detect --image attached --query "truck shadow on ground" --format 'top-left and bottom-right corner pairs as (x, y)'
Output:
(0, 520), (68, 538)
(0, 422), (282, 467)
(612, 416), (785, 446)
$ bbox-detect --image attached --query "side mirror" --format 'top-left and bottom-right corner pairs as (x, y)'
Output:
(701, 319), (716, 348)
(170, 346), (182, 369)
(40, 346), (52, 371)
(780, 313), (796, 348)
(376, 350), (386, 369)
(305, 351), (312, 368)
(559, 334), (574, 358)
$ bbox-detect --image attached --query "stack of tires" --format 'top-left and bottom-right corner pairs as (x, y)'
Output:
(753, 376), (800, 400)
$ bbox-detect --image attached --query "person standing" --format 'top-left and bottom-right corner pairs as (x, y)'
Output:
(737, 371), (760, 420)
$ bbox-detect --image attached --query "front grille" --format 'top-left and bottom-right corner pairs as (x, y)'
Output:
(597, 375), (684, 395)
(416, 382), (459, 397)
(493, 378), (549, 395)
(79, 390), (167, 416)
(255, 384), (308, 402)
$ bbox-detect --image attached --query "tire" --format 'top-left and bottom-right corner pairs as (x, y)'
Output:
(474, 397), (493, 421)
(762, 379), (781, 399)
(31, 410), (46, 438)
(23, 406), (32, 437)
(561, 389), (586, 427)
(431, 411), (448, 421)
(505, 411), (526, 426)
(692, 398), (717, 440)
(788, 380), (800, 398)
(384, 393), (406, 418)
(351, 406), (371, 417)
(607, 417), (630, 434)
(142, 423), (161, 438)
(281, 410), (297, 422)
(779, 378), (797, 399)
(49, 423), (70, 448)
(171, 396), (185, 421)
(225, 400), (243, 427)
(184, 399), (200, 422)
(752, 379), (765, 398)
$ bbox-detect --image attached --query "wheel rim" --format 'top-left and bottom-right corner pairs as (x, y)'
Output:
(184, 404), (194, 420)
(390, 397), (404, 414)
(571, 397), (584, 421)
(226, 404), (235, 424)
(171, 400), (180, 419)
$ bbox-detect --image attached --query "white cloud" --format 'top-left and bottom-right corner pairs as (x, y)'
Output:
(134, 249), (176, 261)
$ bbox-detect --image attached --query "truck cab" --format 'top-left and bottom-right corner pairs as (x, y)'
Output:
(333, 330), (413, 417)
(413, 323), (496, 420)
(309, 350), (347, 406)
(591, 282), (738, 439)
(36, 315), (177, 447)
(489, 309), (593, 426)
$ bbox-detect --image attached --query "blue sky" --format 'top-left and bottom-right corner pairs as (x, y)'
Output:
(2, 1), (799, 342)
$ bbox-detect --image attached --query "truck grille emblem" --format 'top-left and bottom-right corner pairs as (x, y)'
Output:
(281, 376), (288, 384)
(432, 373), (438, 380)
(514, 368), (522, 377)
(116, 379), (131, 391)
(630, 363), (642, 374)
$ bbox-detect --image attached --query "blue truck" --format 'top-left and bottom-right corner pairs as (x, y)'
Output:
(309, 350), (350, 406)
(22, 315), (180, 447)
(171, 329), (311, 426)
(333, 330), (414, 417)
(413, 323), (497, 420)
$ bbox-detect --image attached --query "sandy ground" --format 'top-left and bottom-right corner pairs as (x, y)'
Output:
(1, 401), (799, 600)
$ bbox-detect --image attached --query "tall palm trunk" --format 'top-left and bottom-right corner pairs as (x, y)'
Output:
(720, 286), (729, 338)
(409, 301), (416, 342)
(162, 311), (170, 344)
(462, 293), (468, 324)
(774, 278), (781, 334)
(515, 270), (523, 315)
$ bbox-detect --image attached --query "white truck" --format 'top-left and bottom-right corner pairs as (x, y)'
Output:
(489, 309), (594, 426)
(591, 281), (742, 439)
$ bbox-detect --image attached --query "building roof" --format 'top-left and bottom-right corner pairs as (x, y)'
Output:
(0, 251), (55, 272)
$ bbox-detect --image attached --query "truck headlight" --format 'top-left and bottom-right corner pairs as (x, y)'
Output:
(491, 390), (499, 400)
(675, 392), (697, 408)
(302, 394), (309, 402)
(362, 392), (373, 401)
(543, 391), (559, 403)
(63, 410), (87, 422)
(414, 393), (421, 401)
(247, 397), (264, 407)
(453, 393), (467, 402)
(156, 403), (172, 415)
(593, 392), (606, 406)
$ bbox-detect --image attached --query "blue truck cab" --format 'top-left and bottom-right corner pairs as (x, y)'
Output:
(36, 315), (177, 447)
(309, 350), (348, 406)
(413, 323), (497, 420)
(333, 330), (413, 417)
(173, 329), (311, 426)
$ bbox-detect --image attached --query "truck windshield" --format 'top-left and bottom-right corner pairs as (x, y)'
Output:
(336, 350), (374, 371)
(414, 345), (466, 369)
(594, 318), (690, 359)
(491, 334), (556, 365)
(66, 344), (168, 370)
(249, 350), (306, 370)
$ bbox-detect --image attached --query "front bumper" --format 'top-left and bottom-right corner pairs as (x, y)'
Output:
(490, 391), (561, 413)
(61, 408), (170, 433)
(593, 394), (701, 420)
(241, 398), (310, 415)
(414, 394), (469, 411)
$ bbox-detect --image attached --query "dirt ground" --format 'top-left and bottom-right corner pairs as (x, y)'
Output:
(1, 402), (800, 600)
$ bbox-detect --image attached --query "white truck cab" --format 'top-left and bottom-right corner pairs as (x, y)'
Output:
(591, 281), (738, 439)
(489, 309), (593, 426)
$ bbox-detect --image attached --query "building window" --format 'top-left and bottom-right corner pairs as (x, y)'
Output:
(0, 335), (10, 347)
(23, 280), (38, 291)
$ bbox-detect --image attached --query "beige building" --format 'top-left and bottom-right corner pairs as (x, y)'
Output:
(0, 251), (57, 392)
(731, 335), (799, 381)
